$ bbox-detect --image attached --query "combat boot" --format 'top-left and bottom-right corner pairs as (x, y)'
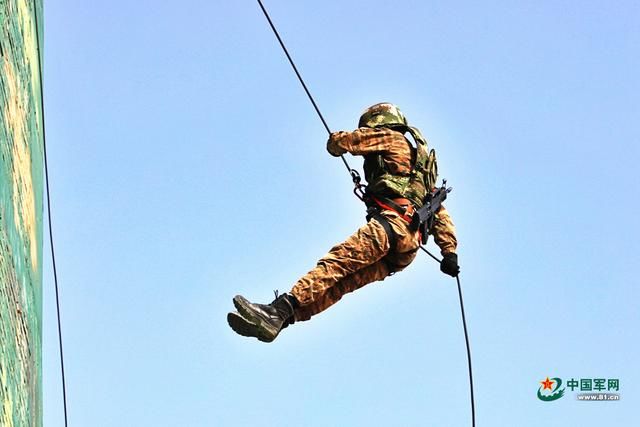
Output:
(231, 292), (296, 342)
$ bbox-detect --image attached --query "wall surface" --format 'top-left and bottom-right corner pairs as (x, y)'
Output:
(0, 0), (43, 426)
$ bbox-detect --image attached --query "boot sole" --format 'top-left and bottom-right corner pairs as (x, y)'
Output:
(227, 311), (272, 343)
(232, 295), (278, 343)
(227, 311), (260, 339)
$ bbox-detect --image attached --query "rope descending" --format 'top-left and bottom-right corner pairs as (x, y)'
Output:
(32, 1), (69, 425)
(255, 0), (363, 197)
(256, 2), (475, 425)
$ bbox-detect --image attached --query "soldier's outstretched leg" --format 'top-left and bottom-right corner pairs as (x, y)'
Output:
(227, 261), (388, 341)
(291, 211), (419, 321)
(227, 211), (419, 341)
(292, 260), (390, 321)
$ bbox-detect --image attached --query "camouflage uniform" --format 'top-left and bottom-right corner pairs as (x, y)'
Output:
(228, 104), (459, 343)
(290, 127), (457, 321)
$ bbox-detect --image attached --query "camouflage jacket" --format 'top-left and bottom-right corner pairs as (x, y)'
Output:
(327, 127), (458, 255)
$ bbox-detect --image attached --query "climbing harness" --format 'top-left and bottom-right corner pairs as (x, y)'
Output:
(367, 196), (414, 223)
(255, 1), (475, 425)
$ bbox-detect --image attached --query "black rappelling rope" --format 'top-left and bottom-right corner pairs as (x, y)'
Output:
(32, 2), (69, 426)
(455, 273), (475, 427)
(420, 246), (475, 427)
(255, 0), (362, 187)
(256, 1), (474, 425)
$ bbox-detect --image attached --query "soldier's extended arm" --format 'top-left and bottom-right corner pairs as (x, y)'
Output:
(432, 204), (457, 255)
(326, 127), (404, 157)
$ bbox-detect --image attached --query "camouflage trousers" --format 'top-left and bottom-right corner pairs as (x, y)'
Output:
(290, 210), (421, 321)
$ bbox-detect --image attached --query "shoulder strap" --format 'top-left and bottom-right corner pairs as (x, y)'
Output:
(402, 126), (429, 181)
(406, 126), (438, 190)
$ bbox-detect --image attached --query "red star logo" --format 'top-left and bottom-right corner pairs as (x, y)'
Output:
(541, 377), (555, 391)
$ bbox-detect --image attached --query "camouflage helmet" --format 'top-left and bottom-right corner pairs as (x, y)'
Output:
(358, 103), (408, 129)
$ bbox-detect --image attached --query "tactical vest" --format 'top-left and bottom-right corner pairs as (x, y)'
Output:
(363, 126), (438, 207)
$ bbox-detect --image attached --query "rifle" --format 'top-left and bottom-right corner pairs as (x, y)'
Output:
(410, 180), (452, 244)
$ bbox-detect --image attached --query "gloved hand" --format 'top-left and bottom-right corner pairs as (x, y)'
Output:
(440, 252), (460, 277)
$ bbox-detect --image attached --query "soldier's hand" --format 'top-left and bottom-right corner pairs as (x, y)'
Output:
(326, 132), (347, 157)
(440, 252), (460, 277)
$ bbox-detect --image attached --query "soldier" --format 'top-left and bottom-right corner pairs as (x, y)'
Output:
(228, 103), (459, 342)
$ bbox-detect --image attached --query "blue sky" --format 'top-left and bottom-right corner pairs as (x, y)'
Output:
(42, 1), (638, 426)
